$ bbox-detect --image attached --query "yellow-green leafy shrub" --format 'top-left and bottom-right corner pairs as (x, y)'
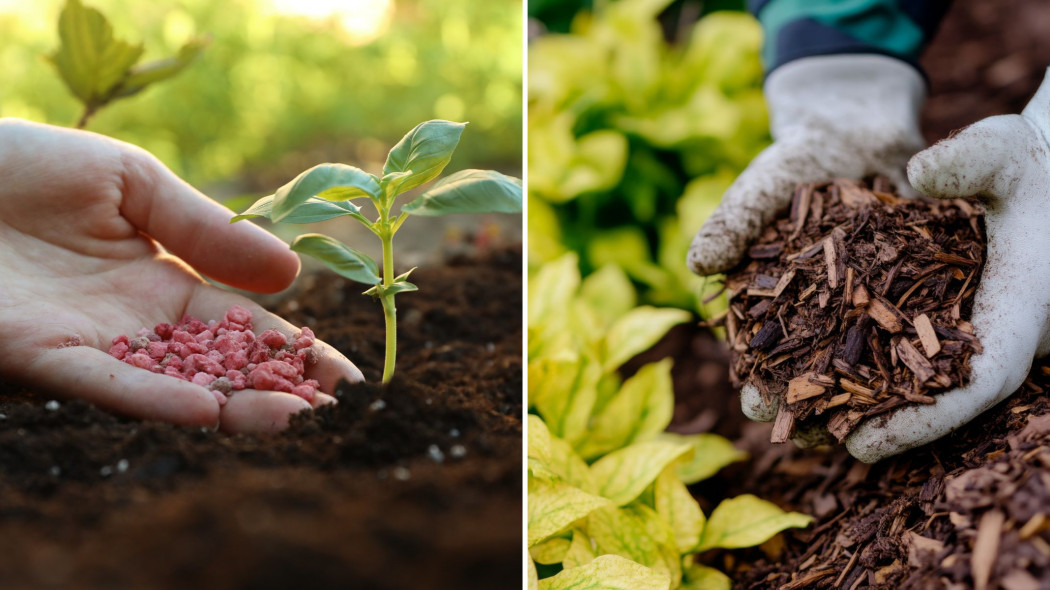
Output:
(528, 0), (769, 315)
(528, 254), (812, 589)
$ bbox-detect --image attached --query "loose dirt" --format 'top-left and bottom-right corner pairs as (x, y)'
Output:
(0, 246), (522, 590)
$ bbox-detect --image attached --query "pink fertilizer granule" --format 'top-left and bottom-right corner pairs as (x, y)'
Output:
(108, 306), (320, 405)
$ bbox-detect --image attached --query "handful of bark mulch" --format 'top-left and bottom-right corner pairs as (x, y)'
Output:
(723, 177), (986, 444)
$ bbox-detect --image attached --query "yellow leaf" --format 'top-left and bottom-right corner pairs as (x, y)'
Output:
(529, 478), (611, 547)
(590, 440), (692, 506)
(528, 555), (539, 590)
(531, 537), (572, 565)
(577, 359), (675, 460)
(528, 253), (580, 330)
(602, 306), (691, 371)
(528, 415), (555, 479)
(538, 555), (671, 590)
(653, 466), (705, 553)
(584, 505), (681, 586)
(658, 433), (748, 484)
(696, 494), (813, 552)
(682, 563), (732, 590)
(578, 264), (636, 331)
(530, 355), (601, 444)
(563, 529), (597, 569)
(548, 435), (595, 493)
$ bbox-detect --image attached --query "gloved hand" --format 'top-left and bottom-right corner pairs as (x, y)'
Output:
(845, 68), (1050, 462)
(687, 54), (927, 435)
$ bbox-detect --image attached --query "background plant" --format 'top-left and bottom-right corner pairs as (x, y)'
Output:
(0, 0), (521, 193)
(527, 254), (812, 589)
(528, 0), (767, 316)
(233, 120), (522, 382)
(48, 0), (207, 129)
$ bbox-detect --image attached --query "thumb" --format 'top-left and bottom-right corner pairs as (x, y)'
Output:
(907, 115), (1040, 202)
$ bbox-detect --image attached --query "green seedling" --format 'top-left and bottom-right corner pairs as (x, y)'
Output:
(48, 0), (208, 128)
(232, 120), (522, 383)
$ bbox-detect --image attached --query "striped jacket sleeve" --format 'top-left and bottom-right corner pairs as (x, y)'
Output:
(749, 0), (953, 74)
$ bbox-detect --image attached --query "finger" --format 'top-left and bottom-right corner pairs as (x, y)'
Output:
(116, 147), (300, 294)
(312, 392), (338, 409)
(907, 115), (1039, 202)
(687, 140), (865, 275)
(740, 381), (779, 422)
(185, 284), (365, 392)
(846, 211), (1050, 462)
(22, 346), (220, 427)
(219, 389), (312, 433)
(876, 163), (920, 200)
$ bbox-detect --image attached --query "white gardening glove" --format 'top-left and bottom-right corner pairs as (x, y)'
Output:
(844, 68), (1050, 462)
(686, 55), (926, 430)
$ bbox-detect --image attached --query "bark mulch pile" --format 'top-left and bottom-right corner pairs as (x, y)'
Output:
(0, 246), (522, 590)
(723, 178), (985, 443)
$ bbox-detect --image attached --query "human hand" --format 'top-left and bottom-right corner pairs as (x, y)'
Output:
(0, 119), (363, 433)
(687, 55), (926, 276)
(843, 69), (1050, 462)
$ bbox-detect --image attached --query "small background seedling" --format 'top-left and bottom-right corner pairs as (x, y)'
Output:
(232, 119), (522, 383)
(48, 0), (207, 128)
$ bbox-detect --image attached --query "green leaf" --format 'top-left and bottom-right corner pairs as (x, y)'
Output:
(602, 306), (691, 371)
(531, 537), (572, 565)
(49, 0), (144, 104)
(383, 120), (467, 194)
(681, 564), (732, 590)
(653, 466), (705, 553)
(362, 280), (418, 298)
(271, 164), (381, 222)
(115, 36), (209, 98)
(589, 440), (692, 506)
(231, 195), (367, 225)
(380, 170), (414, 198)
(577, 359), (674, 460)
(583, 505), (680, 585)
(289, 234), (380, 286)
(696, 494), (813, 552)
(528, 477), (611, 547)
(402, 169), (522, 217)
(658, 433), (748, 485)
(538, 555), (670, 590)
(563, 529), (597, 569)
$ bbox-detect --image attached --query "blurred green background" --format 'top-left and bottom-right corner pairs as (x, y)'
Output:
(0, 0), (522, 202)
(528, 0), (766, 317)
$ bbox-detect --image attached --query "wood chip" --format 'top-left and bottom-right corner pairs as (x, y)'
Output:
(914, 313), (942, 357)
(771, 404), (795, 444)
(867, 296), (904, 333)
(973, 509), (1005, 590)
(787, 373), (827, 404)
(896, 338), (936, 383)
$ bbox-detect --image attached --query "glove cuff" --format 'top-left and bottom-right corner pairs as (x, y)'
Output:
(765, 55), (926, 144)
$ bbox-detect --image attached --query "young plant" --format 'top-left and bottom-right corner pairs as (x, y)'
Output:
(48, 0), (208, 128)
(232, 120), (522, 383)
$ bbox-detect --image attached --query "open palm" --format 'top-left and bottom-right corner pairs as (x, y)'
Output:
(0, 119), (362, 432)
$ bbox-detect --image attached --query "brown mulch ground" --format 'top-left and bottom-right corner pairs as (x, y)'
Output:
(664, 1), (1050, 588)
(0, 246), (522, 590)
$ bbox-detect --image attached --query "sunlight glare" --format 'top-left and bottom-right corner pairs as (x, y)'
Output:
(269, 0), (393, 46)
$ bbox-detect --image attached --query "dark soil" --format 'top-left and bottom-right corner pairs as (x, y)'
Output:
(723, 179), (985, 443)
(0, 246), (522, 590)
